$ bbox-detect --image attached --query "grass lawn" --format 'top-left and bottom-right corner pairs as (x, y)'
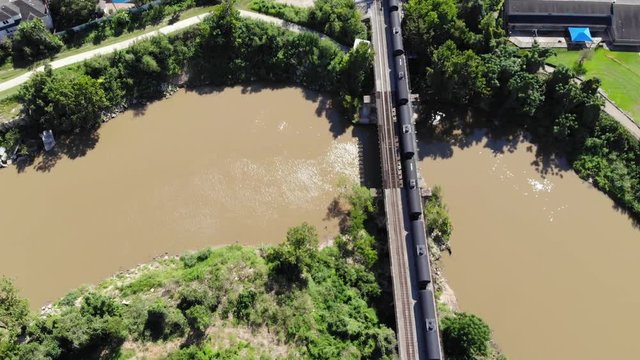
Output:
(0, 95), (20, 123)
(547, 48), (640, 123)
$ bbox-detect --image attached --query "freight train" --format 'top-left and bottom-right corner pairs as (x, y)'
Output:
(386, 1), (442, 358)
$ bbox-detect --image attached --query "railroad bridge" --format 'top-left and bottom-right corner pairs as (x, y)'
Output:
(368, 0), (443, 358)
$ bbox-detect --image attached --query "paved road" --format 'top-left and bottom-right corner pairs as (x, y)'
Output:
(543, 65), (640, 140)
(0, 10), (347, 94)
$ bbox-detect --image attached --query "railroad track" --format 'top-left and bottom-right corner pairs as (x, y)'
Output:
(371, 1), (419, 358)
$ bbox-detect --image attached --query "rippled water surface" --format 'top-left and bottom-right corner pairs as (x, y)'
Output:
(419, 130), (640, 360)
(0, 87), (360, 307)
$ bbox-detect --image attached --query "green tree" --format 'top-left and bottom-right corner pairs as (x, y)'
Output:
(266, 223), (319, 282)
(184, 305), (211, 333)
(0, 38), (11, 65)
(308, 0), (366, 45)
(506, 72), (544, 117)
(522, 42), (554, 74)
(441, 312), (491, 359)
(337, 42), (373, 121)
(427, 40), (488, 104)
(0, 278), (30, 358)
(190, 2), (241, 84)
(425, 185), (452, 246)
(19, 66), (108, 133)
(49, 0), (99, 31)
(11, 19), (63, 66)
(403, 0), (467, 60)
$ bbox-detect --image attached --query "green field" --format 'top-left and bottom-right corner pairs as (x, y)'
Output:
(547, 48), (640, 123)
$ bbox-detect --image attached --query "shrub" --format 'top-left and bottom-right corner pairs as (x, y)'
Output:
(233, 289), (257, 322)
(18, 66), (108, 134)
(80, 292), (122, 318)
(143, 299), (187, 340)
(180, 248), (213, 268)
(11, 19), (63, 66)
(441, 312), (491, 359)
(185, 305), (212, 332)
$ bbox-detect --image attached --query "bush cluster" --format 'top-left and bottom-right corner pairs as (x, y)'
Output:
(249, 0), (366, 45)
(0, 0), (215, 68)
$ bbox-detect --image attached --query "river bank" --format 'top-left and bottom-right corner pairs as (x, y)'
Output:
(0, 86), (362, 308)
(0, 180), (398, 359)
(420, 128), (640, 360)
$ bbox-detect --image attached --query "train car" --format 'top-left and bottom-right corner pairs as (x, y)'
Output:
(390, 16), (404, 57)
(397, 103), (416, 158)
(403, 159), (422, 219)
(398, 122), (415, 159)
(389, 0), (399, 12)
(419, 288), (442, 360)
(395, 56), (409, 105)
(411, 219), (432, 288)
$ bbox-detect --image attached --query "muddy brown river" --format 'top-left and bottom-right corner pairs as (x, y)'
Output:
(0, 87), (360, 307)
(419, 130), (640, 360)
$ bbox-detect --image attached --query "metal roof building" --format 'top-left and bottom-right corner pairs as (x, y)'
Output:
(504, 0), (640, 46)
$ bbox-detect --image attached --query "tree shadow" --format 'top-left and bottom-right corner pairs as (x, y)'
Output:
(611, 202), (640, 230)
(368, 196), (396, 329)
(324, 197), (350, 233)
(528, 148), (571, 178)
(14, 130), (100, 173)
(415, 107), (486, 160)
(184, 84), (224, 96)
(180, 328), (207, 348)
(482, 130), (526, 156)
(131, 103), (149, 118)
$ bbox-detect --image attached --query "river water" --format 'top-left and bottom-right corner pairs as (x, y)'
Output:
(0, 86), (361, 307)
(419, 130), (640, 360)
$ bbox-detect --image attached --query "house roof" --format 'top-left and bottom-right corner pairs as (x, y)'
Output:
(0, 3), (19, 22)
(612, 3), (640, 43)
(507, 0), (613, 16)
(0, 0), (48, 23)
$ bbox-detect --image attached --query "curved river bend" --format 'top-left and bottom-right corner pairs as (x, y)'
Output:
(0, 87), (359, 307)
(419, 130), (640, 360)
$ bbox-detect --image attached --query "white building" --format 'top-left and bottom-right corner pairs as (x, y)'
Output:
(0, 0), (53, 39)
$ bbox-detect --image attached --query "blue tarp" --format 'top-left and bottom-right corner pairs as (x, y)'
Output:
(569, 27), (593, 42)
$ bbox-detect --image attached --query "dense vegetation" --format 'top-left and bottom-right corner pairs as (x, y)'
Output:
(0, 185), (396, 359)
(441, 312), (492, 359)
(0, 2), (371, 155)
(249, 0), (366, 45)
(425, 185), (452, 250)
(10, 19), (63, 66)
(49, 0), (100, 31)
(403, 0), (640, 221)
(0, 0), (215, 69)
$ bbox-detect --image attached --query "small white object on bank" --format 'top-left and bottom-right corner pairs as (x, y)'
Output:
(41, 130), (56, 151)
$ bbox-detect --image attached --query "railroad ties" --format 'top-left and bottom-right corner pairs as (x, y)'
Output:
(370, 0), (443, 359)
